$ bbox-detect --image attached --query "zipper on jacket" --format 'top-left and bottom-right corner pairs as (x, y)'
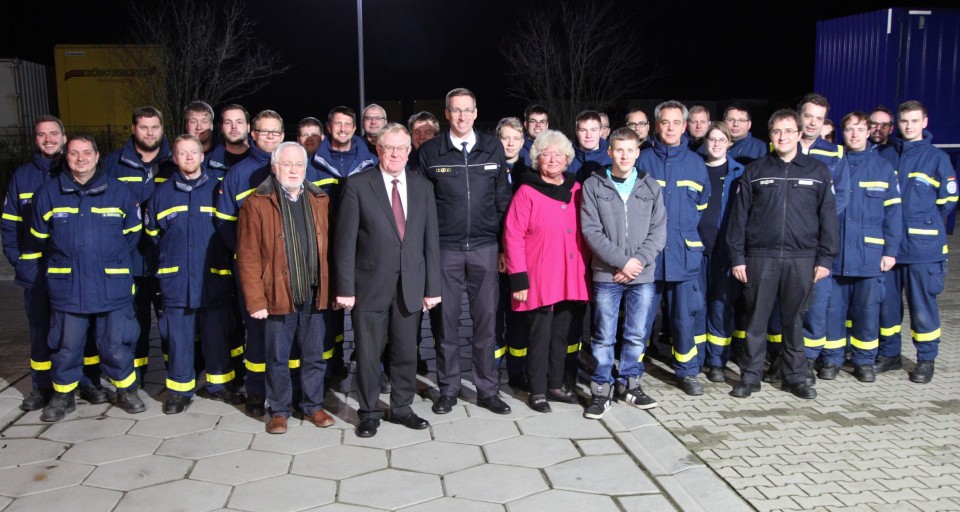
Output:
(463, 148), (471, 250)
(780, 162), (788, 258)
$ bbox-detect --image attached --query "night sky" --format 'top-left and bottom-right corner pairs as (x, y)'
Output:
(3, 0), (956, 131)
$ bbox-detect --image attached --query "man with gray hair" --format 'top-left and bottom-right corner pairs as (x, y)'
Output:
(636, 100), (711, 396)
(237, 141), (334, 434)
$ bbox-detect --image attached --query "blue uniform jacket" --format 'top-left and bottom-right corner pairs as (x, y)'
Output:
(804, 137), (850, 219)
(312, 136), (377, 181)
(28, 170), (142, 314)
(637, 140), (710, 281)
(205, 143), (231, 171)
(102, 136), (174, 277)
(730, 133), (767, 164)
(215, 144), (323, 252)
(569, 138), (612, 183)
(880, 130), (958, 263)
(834, 148), (902, 277)
(145, 168), (233, 309)
(2, 152), (60, 287)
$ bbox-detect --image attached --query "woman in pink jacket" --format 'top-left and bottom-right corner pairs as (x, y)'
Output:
(504, 130), (591, 413)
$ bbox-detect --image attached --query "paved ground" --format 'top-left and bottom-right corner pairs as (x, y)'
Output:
(0, 235), (958, 511)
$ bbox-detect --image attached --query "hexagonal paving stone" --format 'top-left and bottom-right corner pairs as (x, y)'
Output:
(291, 444), (387, 480)
(482, 436), (579, 469)
(114, 478), (231, 512)
(306, 504), (382, 512)
(431, 417), (519, 446)
(0, 461), (94, 498)
(186, 397), (244, 416)
(2, 484), (122, 512)
(127, 411), (220, 438)
(391, 440), (484, 475)
(398, 497), (504, 511)
(544, 454), (658, 495)
(156, 429), (253, 459)
(228, 474), (337, 512)
(342, 421), (432, 450)
(443, 464), (548, 503)
(249, 424), (342, 454)
(516, 410), (611, 439)
(340, 469), (442, 509)
(61, 434), (162, 465)
(616, 494), (679, 511)
(190, 449), (292, 485)
(507, 489), (621, 512)
(0, 439), (69, 469)
(40, 417), (135, 443)
(216, 411), (269, 434)
(463, 396), (540, 421)
(84, 454), (192, 491)
(0, 496), (11, 511)
(0, 425), (48, 439)
(600, 403), (660, 432)
(575, 438), (624, 456)
(409, 400), (468, 425)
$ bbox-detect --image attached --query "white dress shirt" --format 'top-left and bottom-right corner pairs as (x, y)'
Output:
(449, 130), (477, 154)
(381, 169), (408, 219)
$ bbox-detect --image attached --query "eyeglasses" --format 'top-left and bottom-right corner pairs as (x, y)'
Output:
(363, 115), (386, 122)
(770, 129), (799, 137)
(626, 122), (649, 129)
(447, 107), (476, 116)
(278, 162), (305, 170)
(379, 145), (410, 154)
(255, 129), (283, 137)
(725, 118), (749, 124)
(707, 137), (729, 145)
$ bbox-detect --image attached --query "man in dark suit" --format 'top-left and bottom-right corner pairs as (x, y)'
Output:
(335, 123), (442, 438)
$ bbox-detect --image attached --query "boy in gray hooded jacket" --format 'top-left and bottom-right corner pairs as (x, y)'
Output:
(580, 128), (667, 419)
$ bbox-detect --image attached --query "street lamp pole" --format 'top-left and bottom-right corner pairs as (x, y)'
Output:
(357, 0), (365, 111)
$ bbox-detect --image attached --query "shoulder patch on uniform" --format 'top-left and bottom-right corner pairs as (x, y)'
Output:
(948, 181), (958, 195)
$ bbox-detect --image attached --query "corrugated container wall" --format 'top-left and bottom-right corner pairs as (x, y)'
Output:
(0, 59), (54, 128)
(815, 8), (960, 146)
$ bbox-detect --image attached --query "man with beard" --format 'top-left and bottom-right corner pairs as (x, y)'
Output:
(625, 108), (653, 151)
(3, 116), (108, 411)
(868, 105), (896, 152)
(206, 104), (251, 172)
(184, 101), (215, 154)
(31, 135), (145, 421)
(102, 106), (173, 379)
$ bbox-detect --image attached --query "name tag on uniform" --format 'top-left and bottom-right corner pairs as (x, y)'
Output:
(759, 179), (774, 185)
(797, 179), (813, 186)
(484, 164), (498, 170)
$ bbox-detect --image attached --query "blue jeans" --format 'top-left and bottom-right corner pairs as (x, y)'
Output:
(264, 296), (328, 418)
(591, 281), (656, 385)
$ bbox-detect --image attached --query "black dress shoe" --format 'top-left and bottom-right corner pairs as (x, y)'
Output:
(393, 412), (429, 430)
(245, 394), (266, 417)
(164, 394), (192, 415)
(477, 395), (512, 415)
(729, 382), (761, 398)
(528, 394), (551, 413)
(545, 388), (578, 404)
(356, 419), (380, 438)
(784, 382), (817, 399)
(705, 366), (726, 383)
(431, 395), (457, 414)
(817, 364), (839, 380)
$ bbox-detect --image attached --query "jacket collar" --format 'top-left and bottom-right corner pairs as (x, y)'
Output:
(254, 175), (326, 199)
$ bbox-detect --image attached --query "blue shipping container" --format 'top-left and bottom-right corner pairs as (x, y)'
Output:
(815, 8), (959, 147)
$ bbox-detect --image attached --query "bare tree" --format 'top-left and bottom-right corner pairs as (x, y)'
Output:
(501, 0), (659, 135)
(124, 0), (289, 137)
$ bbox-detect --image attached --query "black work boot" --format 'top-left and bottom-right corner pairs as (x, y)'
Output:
(40, 391), (76, 422)
(115, 387), (146, 414)
(910, 360), (934, 384)
(21, 388), (53, 412)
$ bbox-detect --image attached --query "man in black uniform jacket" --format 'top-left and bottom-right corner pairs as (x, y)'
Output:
(726, 109), (839, 400)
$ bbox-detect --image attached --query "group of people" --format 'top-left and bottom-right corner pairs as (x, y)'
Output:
(3, 86), (954, 437)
